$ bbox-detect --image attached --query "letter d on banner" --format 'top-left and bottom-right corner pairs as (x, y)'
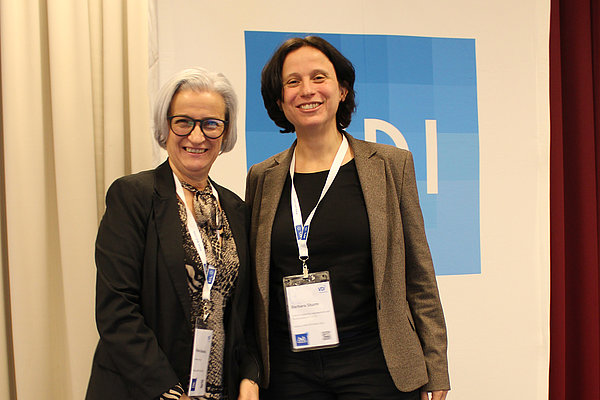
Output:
(364, 118), (438, 195)
(364, 118), (409, 150)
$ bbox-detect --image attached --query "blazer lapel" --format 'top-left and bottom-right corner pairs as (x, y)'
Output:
(255, 147), (294, 303)
(348, 135), (388, 294)
(153, 160), (192, 326)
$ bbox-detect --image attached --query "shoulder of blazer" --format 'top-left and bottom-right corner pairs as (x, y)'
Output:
(246, 145), (295, 208)
(102, 162), (173, 220)
(209, 179), (248, 239)
(248, 143), (295, 176)
(106, 160), (173, 197)
(211, 179), (247, 236)
(211, 179), (245, 209)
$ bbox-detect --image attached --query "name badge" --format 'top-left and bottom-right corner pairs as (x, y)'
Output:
(188, 323), (213, 397)
(283, 270), (339, 351)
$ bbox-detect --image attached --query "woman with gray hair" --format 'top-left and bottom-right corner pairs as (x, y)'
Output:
(86, 67), (261, 400)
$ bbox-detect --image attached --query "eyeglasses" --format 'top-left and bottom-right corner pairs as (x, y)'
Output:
(168, 115), (228, 139)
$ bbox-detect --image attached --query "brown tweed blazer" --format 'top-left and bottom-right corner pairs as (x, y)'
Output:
(245, 133), (450, 392)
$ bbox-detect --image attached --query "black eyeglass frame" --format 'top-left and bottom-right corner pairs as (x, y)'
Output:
(167, 115), (228, 139)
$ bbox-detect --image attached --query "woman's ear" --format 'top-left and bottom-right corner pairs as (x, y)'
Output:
(340, 86), (348, 102)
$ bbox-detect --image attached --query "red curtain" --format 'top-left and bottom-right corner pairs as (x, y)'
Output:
(550, 0), (600, 398)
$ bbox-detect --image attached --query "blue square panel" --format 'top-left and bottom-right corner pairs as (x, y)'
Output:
(245, 31), (480, 275)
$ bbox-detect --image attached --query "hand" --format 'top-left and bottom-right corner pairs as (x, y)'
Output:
(238, 378), (259, 400)
(420, 390), (448, 400)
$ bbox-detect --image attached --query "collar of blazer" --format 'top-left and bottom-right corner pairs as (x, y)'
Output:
(254, 132), (390, 295)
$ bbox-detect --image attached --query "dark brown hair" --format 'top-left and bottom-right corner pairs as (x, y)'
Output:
(261, 36), (357, 133)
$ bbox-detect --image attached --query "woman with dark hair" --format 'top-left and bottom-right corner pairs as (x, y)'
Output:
(246, 36), (450, 400)
(87, 68), (260, 400)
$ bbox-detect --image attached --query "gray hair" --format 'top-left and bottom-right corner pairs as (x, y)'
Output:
(153, 67), (238, 153)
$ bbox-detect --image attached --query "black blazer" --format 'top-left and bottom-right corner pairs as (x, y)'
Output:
(86, 160), (260, 400)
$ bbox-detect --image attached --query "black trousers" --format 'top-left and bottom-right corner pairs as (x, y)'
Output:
(261, 332), (420, 400)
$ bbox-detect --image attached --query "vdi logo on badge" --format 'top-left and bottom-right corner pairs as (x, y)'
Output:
(295, 333), (309, 347)
(245, 31), (480, 276)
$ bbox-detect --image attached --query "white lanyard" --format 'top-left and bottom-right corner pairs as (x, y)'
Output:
(173, 173), (220, 301)
(290, 134), (348, 277)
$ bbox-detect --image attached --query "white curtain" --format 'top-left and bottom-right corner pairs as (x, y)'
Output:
(0, 0), (154, 398)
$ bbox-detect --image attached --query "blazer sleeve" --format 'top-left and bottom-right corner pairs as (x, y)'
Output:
(240, 215), (262, 385)
(398, 152), (450, 391)
(237, 280), (262, 385)
(244, 164), (258, 213)
(243, 165), (264, 377)
(94, 176), (180, 399)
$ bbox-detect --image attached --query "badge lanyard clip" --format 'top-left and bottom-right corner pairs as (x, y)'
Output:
(300, 256), (309, 278)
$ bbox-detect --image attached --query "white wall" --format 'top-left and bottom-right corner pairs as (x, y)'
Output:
(156, 1), (550, 398)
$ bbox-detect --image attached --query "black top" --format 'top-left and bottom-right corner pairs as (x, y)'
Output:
(269, 160), (378, 344)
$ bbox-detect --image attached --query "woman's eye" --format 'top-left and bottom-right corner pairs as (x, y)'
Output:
(313, 75), (326, 82)
(285, 79), (300, 87)
(203, 119), (223, 131)
(174, 117), (192, 126)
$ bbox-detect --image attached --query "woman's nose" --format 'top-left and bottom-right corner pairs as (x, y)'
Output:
(188, 123), (206, 141)
(299, 80), (315, 96)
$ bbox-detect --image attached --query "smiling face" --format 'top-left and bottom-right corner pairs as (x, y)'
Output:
(279, 46), (347, 135)
(166, 89), (226, 187)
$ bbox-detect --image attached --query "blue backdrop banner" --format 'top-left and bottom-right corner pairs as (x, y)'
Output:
(245, 31), (480, 275)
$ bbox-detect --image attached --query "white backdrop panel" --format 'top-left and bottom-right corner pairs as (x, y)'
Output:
(156, 1), (550, 399)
